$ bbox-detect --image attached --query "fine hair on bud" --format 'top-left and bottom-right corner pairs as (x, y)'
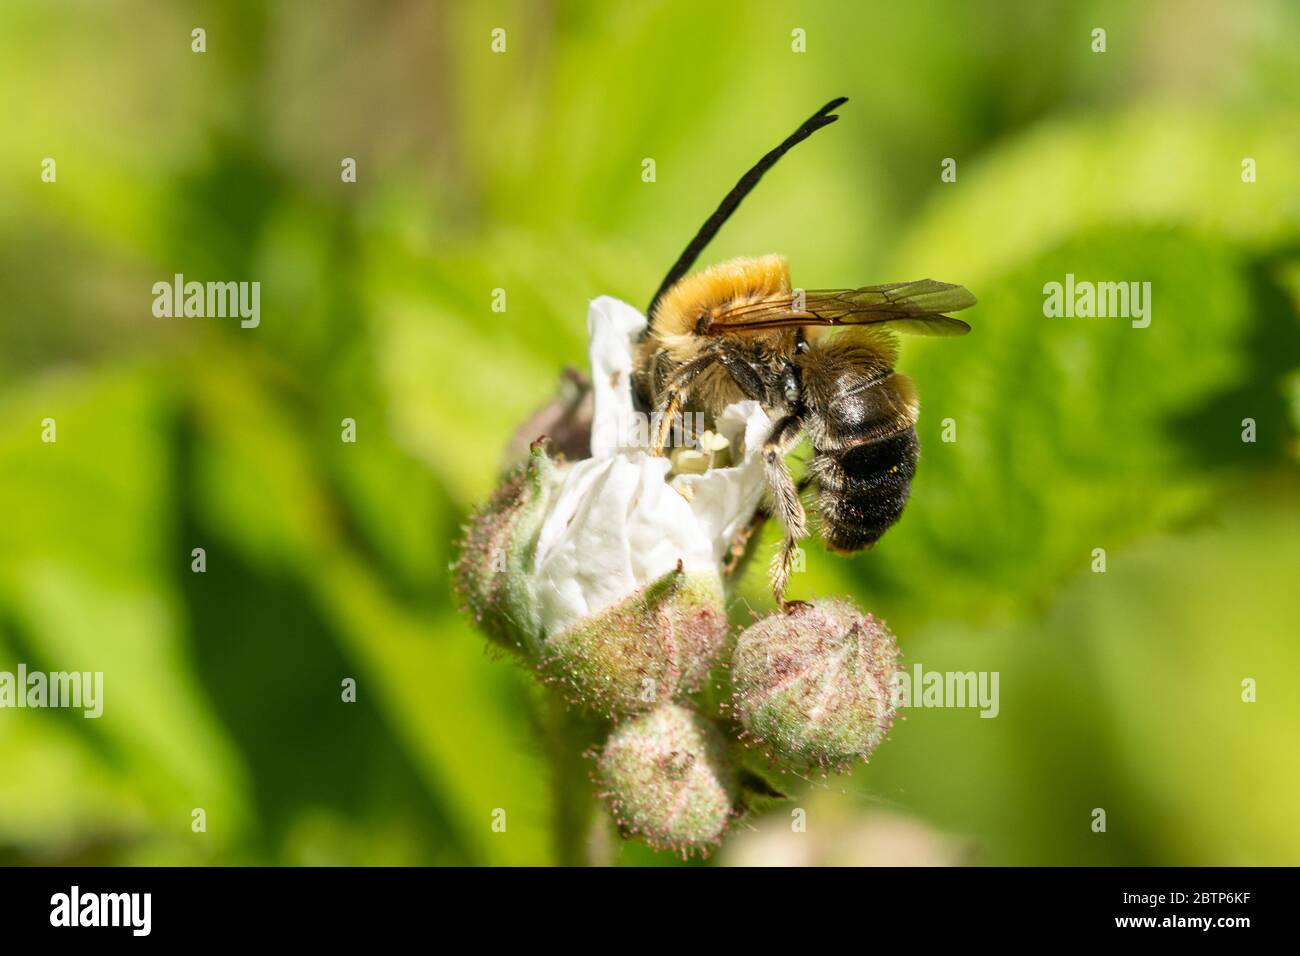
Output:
(731, 598), (900, 771)
(539, 561), (727, 718)
(595, 703), (739, 856)
(451, 440), (555, 655)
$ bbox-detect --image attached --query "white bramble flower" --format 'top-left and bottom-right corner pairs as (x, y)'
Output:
(533, 296), (771, 637)
(454, 296), (772, 717)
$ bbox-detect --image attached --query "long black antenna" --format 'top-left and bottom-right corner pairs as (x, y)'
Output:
(646, 96), (849, 319)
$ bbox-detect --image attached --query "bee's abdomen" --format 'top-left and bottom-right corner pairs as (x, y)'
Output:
(812, 426), (918, 553)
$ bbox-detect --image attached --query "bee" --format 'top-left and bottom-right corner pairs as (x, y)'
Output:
(632, 97), (976, 605)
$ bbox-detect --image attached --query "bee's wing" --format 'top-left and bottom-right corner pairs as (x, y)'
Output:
(705, 280), (976, 336)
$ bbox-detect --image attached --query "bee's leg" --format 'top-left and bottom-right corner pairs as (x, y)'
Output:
(709, 347), (784, 581)
(712, 348), (768, 404)
(762, 413), (808, 606)
(651, 352), (714, 455)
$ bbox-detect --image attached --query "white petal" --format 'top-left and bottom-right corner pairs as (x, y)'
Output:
(586, 296), (648, 459)
(671, 400), (772, 563)
(533, 454), (716, 636)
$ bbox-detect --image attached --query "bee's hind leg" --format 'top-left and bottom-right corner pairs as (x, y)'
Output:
(762, 413), (808, 607)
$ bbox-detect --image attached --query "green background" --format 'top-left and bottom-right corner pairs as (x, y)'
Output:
(1, 0), (1298, 865)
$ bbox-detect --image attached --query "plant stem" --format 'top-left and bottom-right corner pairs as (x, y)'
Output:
(543, 695), (606, 866)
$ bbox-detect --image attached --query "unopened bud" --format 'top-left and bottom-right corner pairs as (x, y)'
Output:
(451, 441), (557, 655)
(539, 563), (726, 717)
(731, 599), (900, 771)
(596, 703), (739, 856)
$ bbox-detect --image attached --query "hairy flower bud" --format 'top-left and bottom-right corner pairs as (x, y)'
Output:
(596, 703), (739, 856)
(451, 441), (556, 654)
(731, 599), (901, 771)
(540, 562), (727, 717)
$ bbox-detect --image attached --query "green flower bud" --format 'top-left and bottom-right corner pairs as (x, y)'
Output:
(596, 703), (739, 856)
(452, 441), (557, 655)
(731, 598), (900, 771)
(539, 563), (727, 717)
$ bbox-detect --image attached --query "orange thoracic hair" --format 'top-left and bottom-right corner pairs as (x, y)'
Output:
(644, 254), (794, 362)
